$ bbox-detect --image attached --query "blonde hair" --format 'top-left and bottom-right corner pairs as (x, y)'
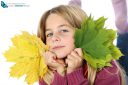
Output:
(37, 5), (126, 85)
(115, 61), (126, 85)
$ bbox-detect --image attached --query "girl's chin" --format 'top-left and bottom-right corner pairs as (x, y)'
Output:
(52, 50), (70, 59)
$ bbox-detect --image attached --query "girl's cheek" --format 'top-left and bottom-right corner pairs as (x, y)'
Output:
(46, 38), (51, 44)
(46, 39), (52, 49)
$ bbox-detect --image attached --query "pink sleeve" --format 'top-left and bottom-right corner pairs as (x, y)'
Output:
(111, 0), (128, 34)
(95, 61), (121, 85)
(66, 67), (89, 85)
(39, 72), (67, 85)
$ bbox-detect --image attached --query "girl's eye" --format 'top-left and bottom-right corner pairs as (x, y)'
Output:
(46, 33), (53, 37)
(61, 29), (69, 33)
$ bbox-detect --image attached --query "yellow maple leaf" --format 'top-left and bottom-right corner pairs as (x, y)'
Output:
(3, 31), (48, 84)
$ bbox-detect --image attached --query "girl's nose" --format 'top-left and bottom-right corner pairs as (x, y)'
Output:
(51, 35), (61, 42)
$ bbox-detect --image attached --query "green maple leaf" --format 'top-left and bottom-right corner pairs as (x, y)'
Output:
(74, 15), (123, 69)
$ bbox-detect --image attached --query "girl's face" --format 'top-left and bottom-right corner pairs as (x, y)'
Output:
(45, 14), (75, 59)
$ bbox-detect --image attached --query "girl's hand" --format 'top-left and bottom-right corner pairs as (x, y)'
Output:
(43, 51), (66, 76)
(65, 48), (83, 73)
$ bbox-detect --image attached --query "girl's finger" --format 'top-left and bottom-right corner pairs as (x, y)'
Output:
(65, 55), (72, 64)
(55, 59), (66, 66)
(74, 48), (83, 58)
(70, 51), (79, 59)
(69, 51), (82, 61)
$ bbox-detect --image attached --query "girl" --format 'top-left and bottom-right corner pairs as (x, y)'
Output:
(37, 5), (126, 85)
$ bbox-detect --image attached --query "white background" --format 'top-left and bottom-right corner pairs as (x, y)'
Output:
(0, 0), (123, 85)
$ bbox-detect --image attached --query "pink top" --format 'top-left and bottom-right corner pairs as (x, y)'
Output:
(39, 61), (121, 85)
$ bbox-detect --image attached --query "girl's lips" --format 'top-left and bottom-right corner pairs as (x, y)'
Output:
(52, 46), (65, 50)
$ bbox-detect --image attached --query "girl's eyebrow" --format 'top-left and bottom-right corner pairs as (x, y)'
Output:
(46, 24), (70, 31)
(59, 24), (72, 28)
(58, 24), (68, 27)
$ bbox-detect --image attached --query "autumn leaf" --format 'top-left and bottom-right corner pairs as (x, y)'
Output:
(74, 16), (123, 69)
(3, 31), (48, 84)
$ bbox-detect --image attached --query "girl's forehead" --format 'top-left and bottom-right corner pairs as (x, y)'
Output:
(45, 14), (71, 29)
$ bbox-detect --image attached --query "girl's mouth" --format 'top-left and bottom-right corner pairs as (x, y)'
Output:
(53, 46), (65, 50)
